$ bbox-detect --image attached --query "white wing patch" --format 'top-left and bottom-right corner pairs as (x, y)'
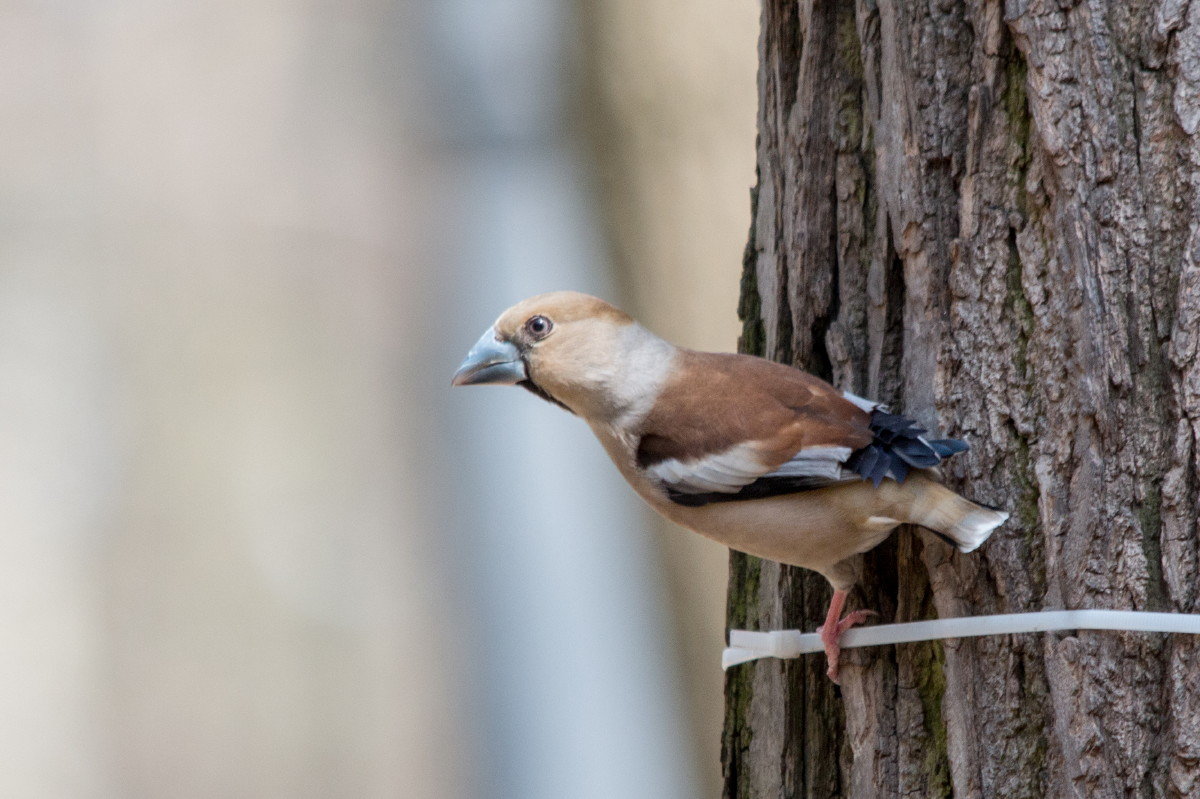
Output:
(648, 442), (766, 493)
(650, 442), (856, 495)
(841, 390), (885, 412)
(763, 445), (854, 482)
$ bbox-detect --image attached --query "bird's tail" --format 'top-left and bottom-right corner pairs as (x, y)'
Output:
(903, 477), (1009, 553)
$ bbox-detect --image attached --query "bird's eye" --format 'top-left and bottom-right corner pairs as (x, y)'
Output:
(525, 315), (553, 339)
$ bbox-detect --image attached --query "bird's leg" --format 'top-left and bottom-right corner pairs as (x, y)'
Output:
(816, 589), (876, 684)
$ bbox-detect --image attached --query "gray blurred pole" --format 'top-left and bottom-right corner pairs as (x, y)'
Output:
(417, 1), (699, 797)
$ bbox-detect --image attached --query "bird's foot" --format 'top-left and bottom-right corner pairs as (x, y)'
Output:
(817, 606), (877, 684)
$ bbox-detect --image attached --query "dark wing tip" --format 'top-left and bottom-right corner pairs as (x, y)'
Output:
(929, 438), (969, 457)
(892, 439), (942, 468)
(849, 413), (970, 485)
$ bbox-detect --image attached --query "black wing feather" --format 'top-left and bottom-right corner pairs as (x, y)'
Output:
(846, 409), (968, 487)
(666, 474), (844, 506)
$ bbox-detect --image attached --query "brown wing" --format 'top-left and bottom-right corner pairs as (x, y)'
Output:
(635, 351), (873, 495)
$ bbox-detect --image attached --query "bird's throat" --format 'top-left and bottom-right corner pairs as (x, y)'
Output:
(517, 379), (575, 414)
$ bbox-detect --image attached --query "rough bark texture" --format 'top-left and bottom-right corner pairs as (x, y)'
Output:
(722, 1), (1200, 798)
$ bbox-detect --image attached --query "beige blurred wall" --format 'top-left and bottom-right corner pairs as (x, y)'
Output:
(586, 1), (756, 347)
(583, 2), (760, 795)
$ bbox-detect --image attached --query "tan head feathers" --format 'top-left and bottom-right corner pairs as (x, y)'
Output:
(493, 291), (633, 340)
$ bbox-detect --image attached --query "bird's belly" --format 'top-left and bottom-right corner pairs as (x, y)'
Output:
(653, 483), (899, 573)
(585, 423), (900, 574)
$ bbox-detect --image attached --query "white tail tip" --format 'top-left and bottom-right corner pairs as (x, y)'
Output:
(953, 508), (1009, 553)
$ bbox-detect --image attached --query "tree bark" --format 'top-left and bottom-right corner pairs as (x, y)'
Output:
(722, 2), (1200, 798)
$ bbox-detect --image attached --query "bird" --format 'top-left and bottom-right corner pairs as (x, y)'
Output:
(451, 290), (1008, 682)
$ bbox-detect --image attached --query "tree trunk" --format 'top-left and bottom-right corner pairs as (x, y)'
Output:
(722, 2), (1200, 798)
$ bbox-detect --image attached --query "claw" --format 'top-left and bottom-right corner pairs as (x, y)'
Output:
(818, 591), (876, 683)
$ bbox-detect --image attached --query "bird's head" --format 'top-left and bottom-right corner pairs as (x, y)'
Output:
(452, 291), (670, 419)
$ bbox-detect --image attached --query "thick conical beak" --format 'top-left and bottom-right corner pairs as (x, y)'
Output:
(451, 327), (527, 386)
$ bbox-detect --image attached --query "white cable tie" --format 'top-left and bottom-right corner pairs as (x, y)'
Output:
(722, 610), (1200, 670)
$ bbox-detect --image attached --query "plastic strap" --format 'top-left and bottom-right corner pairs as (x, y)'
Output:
(722, 610), (1200, 670)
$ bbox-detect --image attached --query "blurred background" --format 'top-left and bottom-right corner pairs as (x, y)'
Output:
(0, 1), (755, 796)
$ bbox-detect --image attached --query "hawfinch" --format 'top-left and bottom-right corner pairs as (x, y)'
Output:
(452, 291), (1008, 682)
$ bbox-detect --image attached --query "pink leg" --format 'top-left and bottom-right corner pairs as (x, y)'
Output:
(817, 589), (876, 684)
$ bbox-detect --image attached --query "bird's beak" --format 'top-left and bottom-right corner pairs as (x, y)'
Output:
(451, 327), (527, 386)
